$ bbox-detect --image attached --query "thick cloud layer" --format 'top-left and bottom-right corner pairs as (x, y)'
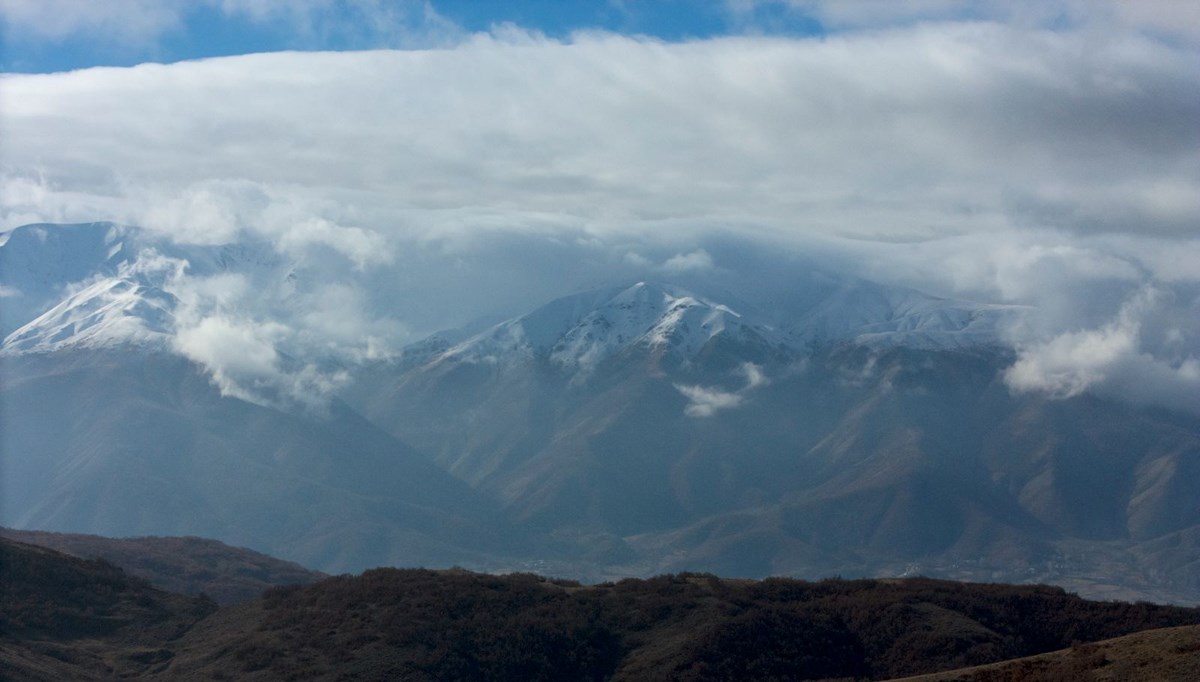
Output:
(1, 19), (1197, 413)
(4, 24), (1197, 240)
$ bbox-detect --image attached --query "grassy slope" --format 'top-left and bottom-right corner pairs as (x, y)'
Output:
(0, 528), (326, 604)
(0, 538), (217, 680)
(888, 624), (1200, 681)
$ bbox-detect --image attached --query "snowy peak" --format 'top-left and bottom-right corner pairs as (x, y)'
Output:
(0, 222), (296, 354)
(443, 282), (781, 373)
(0, 222), (136, 289)
(1, 246), (188, 354)
(1, 222), (1027, 367)
(0, 222), (142, 336)
(785, 279), (1024, 350)
(428, 278), (1025, 375)
(551, 282), (774, 363)
(3, 274), (178, 353)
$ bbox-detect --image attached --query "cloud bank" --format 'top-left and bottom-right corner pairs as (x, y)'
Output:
(1, 14), (1197, 413)
(4, 24), (1196, 241)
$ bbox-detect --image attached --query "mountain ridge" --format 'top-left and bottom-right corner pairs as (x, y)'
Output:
(6, 534), (1198, 682)
(1, 222), (1025, 362)
(2, 221), (1198, 604)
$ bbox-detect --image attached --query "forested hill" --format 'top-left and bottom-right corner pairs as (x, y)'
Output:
(5, 535), (1199, 680)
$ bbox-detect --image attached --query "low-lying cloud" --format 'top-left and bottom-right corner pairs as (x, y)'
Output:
(1005, 287), (1200, 414)
(111, 243), (388, 412)
(677, 363), (769, 418)
(174, 312), (352, 413)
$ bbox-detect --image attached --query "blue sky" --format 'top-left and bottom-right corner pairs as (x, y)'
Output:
(2, 1), (1194, 73)
(0, 0), (830, 73)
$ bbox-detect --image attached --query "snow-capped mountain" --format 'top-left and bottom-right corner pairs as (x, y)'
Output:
(4, 222), (1200, 603)
(0, 221), (1023, 367)
(429, 280), (1022, 381)
(784, 277), (1024, 350)
(0, 222), (138, 337)
(345, 285), (1200, 601)
(440, 282), (786, 375)
(3, 272), (178, 353)
(0, 222), (291, 355)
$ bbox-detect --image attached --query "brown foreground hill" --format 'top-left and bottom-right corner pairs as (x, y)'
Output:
(0, 537), (216, 680)
(0, 528), (326, 605)
(889, 624), (1200, 681)
(3, 536), (1199, 681)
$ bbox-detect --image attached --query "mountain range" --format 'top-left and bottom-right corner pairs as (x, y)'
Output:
(1, 221), (1197, 603)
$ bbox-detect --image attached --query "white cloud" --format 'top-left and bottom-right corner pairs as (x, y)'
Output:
(0, 0), (464, 51)
(676, 362), (768, 417)
(0, 172), (126, 229)
(3, 23), (1195, 242)
(0, 0), (180, 44)
(137, 185), (244, 245)
(293, 282), (407, 358)
(623, 252), (653, 268)
(125, 180), (392, 268)
(661, 249), (715, 274)
(1005, 287), (1200, 414)
(143, 247), (379, 411)
(272, 216), (392, 270)
(730, 1), (1200, 44)
(175, 315), (282, 386)
(741, 361), (768, 389)
(215, 0), (465, 49)
(677, 384), (743, 418)
(2, 15), (1197, 414)
(172, 310), (353, 413)
(175, 272), (251, 309)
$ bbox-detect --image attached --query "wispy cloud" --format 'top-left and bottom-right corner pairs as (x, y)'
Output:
(727, 0), (1200, 43)
(0, 0), (181, 44)
(677, 384), (744, 418)
(677, 362), (770, 417)
(0, 0), (465, 53)
(661, 249), (715, 274)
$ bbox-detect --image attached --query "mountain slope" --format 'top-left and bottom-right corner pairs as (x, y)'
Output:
(348, 321), (1200, 599)
(4, 222), (1197, 604)
(0, 350), (523, 574)
(3, 266), (179, 352)
(890, 624), (1200, 682)
(0, 222), (140, 337)
(0, 536), (217, 680)
(0, 222), (290, 354)
(0, 528), (326, 605)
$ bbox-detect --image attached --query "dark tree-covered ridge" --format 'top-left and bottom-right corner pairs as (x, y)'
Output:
(4, 536), (1199, 681)
(165, 569), (1200, 681)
